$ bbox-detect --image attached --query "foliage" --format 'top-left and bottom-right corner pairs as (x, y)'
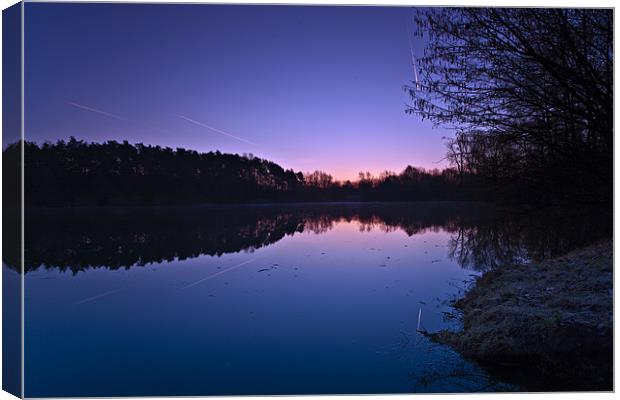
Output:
(407, 8), (612, 203)
(14, 138), (477, 206)
(22, 138), (304, 205)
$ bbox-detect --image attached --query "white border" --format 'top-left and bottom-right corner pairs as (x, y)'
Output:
(20, 1), (25, 398)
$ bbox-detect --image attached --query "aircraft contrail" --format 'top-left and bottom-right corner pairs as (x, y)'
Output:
(181, 257), (259, 289)
(406, 26), (421, 91)
(68, 101), (124, 120)
(179, 115), (259, 147)
(74, 289), (121, 305)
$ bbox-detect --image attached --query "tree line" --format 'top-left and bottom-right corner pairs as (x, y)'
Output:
(12, 138), (481, 206)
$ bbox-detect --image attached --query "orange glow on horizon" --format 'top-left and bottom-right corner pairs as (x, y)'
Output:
(312, 165), (449, 183)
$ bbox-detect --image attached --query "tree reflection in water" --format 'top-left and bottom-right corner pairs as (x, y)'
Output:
(8, 203), (610, 274)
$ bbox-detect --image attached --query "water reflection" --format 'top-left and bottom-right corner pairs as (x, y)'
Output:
(20, 202), (611, 396)
(12, 202), (611, 274)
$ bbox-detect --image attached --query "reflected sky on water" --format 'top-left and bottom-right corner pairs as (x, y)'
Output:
(16, 202), (610, 396)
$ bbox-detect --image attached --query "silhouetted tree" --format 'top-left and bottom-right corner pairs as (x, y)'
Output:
(407, 8), (612, 204)
(22, 139), (308, 206)
(12, 139), (485, 206)
(304, 170), (334, 189)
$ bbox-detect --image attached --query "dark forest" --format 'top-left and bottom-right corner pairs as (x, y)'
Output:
(11, 139), (482, 206)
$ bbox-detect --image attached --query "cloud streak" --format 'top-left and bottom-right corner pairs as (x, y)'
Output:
(179, 115), (259, 147)
(68, 101), (124, 120)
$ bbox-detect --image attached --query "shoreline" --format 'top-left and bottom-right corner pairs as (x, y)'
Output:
(23, 199), (491, 210)
(430, 240), (613, 391)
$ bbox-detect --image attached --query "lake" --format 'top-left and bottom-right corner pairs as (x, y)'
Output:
(8, 202), (610, 396)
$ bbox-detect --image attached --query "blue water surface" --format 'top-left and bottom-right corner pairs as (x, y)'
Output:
(21, 203), (607, 396)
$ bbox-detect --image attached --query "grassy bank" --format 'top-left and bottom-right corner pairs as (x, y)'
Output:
(432, 240), (613, 391)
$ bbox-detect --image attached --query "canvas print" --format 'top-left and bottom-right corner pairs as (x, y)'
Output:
(2, 2), (613, 397)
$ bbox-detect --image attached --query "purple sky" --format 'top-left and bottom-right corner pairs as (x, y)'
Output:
(25, 3), (450, 181)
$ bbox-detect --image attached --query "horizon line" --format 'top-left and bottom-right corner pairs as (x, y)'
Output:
(6, 136), (450, 182)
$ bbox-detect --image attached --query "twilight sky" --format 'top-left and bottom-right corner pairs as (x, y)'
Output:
(25, 3), (450, 181)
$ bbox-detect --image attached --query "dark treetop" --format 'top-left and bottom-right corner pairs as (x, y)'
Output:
(407, 8), (612, 204)
(14, 139), (479, 207)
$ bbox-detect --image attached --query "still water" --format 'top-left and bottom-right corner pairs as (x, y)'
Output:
(12, 202), (610, 396)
